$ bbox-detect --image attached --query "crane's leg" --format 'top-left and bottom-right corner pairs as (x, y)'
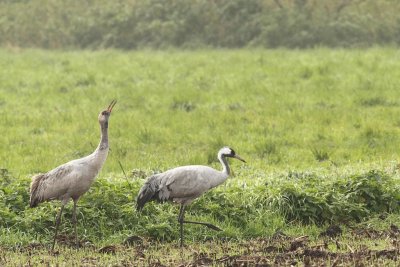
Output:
(177, 204), (223, 248)
(182, 220), (222, 231)
(180, 205), (222, 231)
(72, 199), (79, 248)
(177, 204), (186, 247)
(52, 203), (66, 252)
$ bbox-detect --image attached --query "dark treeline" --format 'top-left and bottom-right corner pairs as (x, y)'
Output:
(1, 0), (399, 49)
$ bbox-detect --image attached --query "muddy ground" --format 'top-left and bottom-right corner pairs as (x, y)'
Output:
(2, 224), (399, 266)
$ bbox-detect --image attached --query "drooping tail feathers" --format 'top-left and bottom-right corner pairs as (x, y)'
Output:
(136, 175), (160, 211)
(29, 173), (46, 208)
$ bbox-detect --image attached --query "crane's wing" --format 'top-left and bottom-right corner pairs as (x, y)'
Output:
(160, 166), (222, 200)
(30, 164), (75, 207)
(136, 174), (162, 210)
(136, 165), (225, 209)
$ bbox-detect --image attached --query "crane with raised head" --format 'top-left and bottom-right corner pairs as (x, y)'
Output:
(136, 146), (246, 247)
(29, 100), (116, 251)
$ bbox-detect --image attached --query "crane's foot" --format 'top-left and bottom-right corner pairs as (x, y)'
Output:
(204, 223), (223, 231)
(183, 220), (223, 231)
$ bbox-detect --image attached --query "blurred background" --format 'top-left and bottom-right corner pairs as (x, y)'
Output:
(1, 0), (399, 50)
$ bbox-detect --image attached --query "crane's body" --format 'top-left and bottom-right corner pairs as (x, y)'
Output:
(29, 100), (116, 251)
(30, 148), (109, 207)
(136, 147), (245, 247)
(137, 165), (228, 207)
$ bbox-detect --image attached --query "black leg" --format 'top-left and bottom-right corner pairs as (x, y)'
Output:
(178, 204), (185, 247)
(177, 204), (222, 248)
(72, 200), (79, 248)
(52, 204), (65, 252)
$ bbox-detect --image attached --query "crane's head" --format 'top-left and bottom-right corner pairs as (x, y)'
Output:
(219, 147), (246, 163)
(98, 100), (117, 127)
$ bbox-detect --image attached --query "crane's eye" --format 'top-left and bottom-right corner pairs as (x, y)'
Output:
(102, 111), (107, 115)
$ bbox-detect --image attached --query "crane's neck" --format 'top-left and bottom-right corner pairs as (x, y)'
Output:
(83, 121), (109, 181)
(97, 121), (109, 151)
(218, 153), (231, 176)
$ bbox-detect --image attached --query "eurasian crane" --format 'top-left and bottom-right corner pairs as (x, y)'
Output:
(136, 146), (246, 247)
(29, 100), (116, 251)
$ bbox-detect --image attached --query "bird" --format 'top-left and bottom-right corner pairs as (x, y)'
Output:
(29, 100), (116, 251)
(136, 146), (246, 247)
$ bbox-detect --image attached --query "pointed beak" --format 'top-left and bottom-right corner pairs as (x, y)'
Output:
(234, 154), (246, 163)
(107, 100), (117, 113)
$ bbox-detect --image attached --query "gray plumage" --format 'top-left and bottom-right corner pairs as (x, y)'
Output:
(137, 165), (228, 209)
(136, 146), (246, 247)
(30, 150), (108, 208)
(29, 100), (116, 251)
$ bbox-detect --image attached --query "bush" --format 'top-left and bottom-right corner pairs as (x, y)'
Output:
(271, 170), (400, 224)
(1, 0), (400, 49)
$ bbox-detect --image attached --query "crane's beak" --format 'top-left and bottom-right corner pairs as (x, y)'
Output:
(234, 154), (246, 163)
(107, 100), (117, 113)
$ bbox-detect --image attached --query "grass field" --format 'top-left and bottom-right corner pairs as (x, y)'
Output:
(1, 48), (400, 265)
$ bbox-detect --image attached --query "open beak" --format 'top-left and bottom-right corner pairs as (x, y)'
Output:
(234, 154), (246, 163)
(107, 100), (117, 113)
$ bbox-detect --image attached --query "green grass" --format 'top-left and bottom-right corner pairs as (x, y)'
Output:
(1, 48), (400, 265)
(1, 48), (400, 175)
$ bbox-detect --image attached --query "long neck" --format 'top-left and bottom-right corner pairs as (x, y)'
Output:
(85, 121), (109, 179)
(218, 153), (230, 176)
(97, 121), (109, 151)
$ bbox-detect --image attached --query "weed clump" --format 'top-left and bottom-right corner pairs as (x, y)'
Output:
(271, 170), (399, 224)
